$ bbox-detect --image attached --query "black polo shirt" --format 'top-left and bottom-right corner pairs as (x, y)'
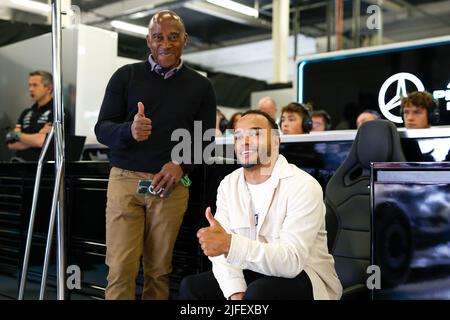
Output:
(18, 99), (54, 133)
(16, 99), (54, 161)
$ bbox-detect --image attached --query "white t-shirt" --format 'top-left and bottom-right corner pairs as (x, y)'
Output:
(246, 175), (275, 228)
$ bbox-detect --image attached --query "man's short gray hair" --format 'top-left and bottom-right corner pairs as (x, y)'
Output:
(29, 70), (53, 88)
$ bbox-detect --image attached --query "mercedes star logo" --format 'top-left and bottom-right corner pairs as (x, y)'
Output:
(378, 72), (425, 123)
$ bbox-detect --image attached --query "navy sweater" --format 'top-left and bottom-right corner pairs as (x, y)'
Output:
(95, 61), (216, 174)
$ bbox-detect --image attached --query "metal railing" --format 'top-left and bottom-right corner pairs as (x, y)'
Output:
(18, 0), (66, 300)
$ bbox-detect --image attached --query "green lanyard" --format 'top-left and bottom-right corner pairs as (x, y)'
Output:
(180, 174), (191, 188)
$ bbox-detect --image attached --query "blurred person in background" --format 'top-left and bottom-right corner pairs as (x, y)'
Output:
(311, 110), (332, 132)
(6, 70), (55, 161)
(356, 109), (381, 129)
(215, 109), (228, 137)
(257, 96), (277, 121)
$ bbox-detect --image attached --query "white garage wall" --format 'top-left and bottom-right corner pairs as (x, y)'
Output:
(184, 34), (316, 83)
(74, 25), (118, 144)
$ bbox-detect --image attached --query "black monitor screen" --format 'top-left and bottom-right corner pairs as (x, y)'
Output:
(372, 164), (450, 300)
(298, 38), (450, 129)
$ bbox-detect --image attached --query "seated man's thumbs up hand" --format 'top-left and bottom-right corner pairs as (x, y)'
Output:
(197, 207), (231, 257)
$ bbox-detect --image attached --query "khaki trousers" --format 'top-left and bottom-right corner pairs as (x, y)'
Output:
(105, 167), (189, 300)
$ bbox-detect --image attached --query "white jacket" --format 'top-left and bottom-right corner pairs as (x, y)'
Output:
(210, 155), (343, 300)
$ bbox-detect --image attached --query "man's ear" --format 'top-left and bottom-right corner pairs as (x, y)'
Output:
(184, 33), (188, 47)
(145, 34), (151, 49)
(273, 134), (280, 148)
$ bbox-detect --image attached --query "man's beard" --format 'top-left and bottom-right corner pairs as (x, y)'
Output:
(241, 162), (258, 169)
(238, 148), (271, 169)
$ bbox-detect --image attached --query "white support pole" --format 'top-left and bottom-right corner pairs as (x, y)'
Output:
(272, 0), (290, 83)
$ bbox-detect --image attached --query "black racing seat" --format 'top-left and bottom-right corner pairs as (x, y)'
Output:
(324, 120), (406, 299)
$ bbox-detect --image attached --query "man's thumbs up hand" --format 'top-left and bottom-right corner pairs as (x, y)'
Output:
(132, 101), (152, 142)
(197, 207), (231, 257)
(137, 101), (145, 117)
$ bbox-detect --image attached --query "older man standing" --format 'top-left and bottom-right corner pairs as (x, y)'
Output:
(95, 10), (216, 299)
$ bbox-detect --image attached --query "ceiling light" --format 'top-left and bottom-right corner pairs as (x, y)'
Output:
(183, 1), (270, 28)
(128, 11), (151, 20)
(206, 0), (258, 18)
(10, 0), (51, 13)
(110, 20), (148, 36)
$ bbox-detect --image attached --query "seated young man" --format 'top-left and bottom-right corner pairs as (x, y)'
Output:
(179, 110), (342, 300)
(280, 103), (312, 135)
(401, 91), (437, 129)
